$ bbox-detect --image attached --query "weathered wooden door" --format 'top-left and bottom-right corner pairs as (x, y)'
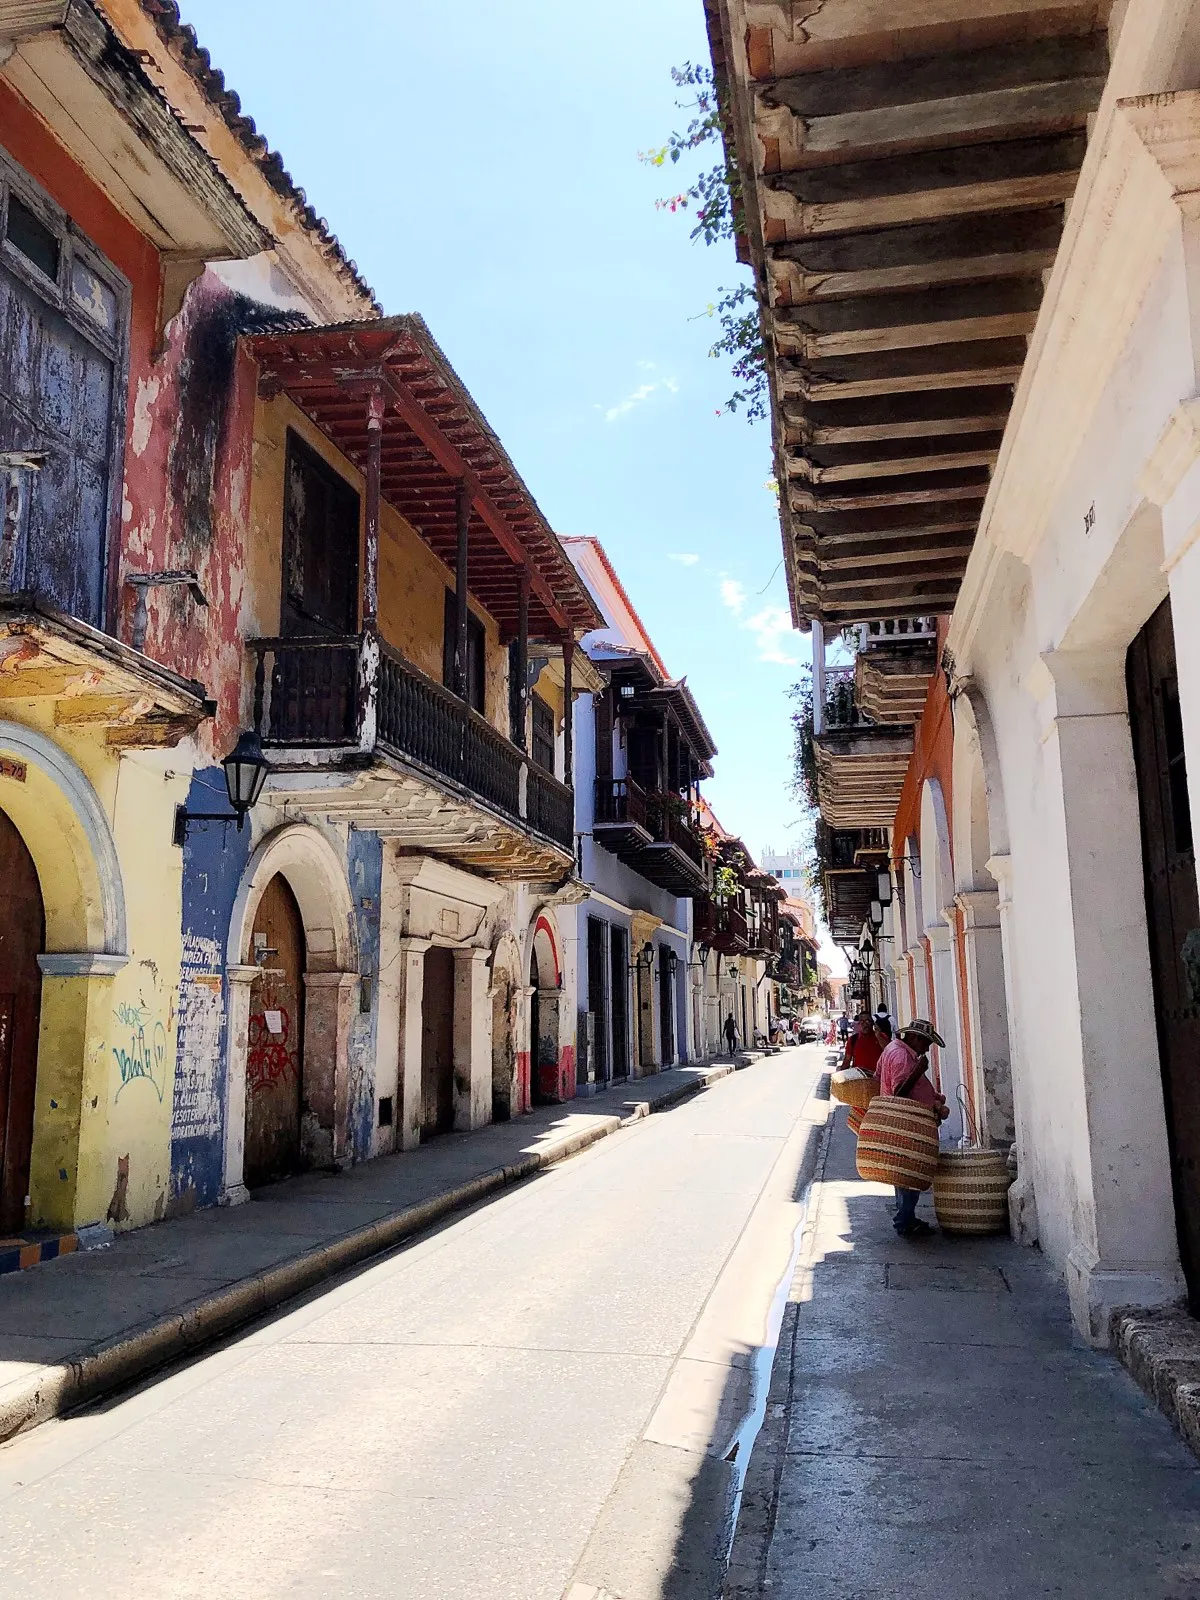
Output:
(0, 809), (43, 1233)
(245, 875), (306, 1188)
(1128, 599), (1200, 1308)
(610, 926), (629, 1079)
(0, 234), (115, 626)
(658, 947), (675, 1066)
(587, 916), (609, 1085)
(420, 946), (455, 1137)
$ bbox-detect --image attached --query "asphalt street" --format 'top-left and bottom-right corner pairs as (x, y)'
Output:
(0, 1045), (829, 1600)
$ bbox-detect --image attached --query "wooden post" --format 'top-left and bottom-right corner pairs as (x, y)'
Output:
(812, 620), (826, 736)
(514, 569), (530, 750)
(562, 634), (574, 789)
(454, 480), (471, 700)
(363, 388), (385, 630)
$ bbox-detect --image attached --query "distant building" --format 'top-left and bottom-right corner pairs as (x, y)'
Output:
(761, 845), (809, 889)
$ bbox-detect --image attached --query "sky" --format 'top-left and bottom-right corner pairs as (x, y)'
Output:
(182, 0), (812, 871)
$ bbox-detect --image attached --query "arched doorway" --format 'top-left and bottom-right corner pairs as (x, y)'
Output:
(245, 874), (306, 1188)
(529, 918), (562, 1102)
(0, 810), (43, 1231)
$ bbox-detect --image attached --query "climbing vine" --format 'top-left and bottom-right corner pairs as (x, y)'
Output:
(641, 63), (767, 420)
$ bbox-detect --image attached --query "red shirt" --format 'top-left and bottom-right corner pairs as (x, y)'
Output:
(877, 1038), (938, 1109)
(842, 1029), (883, 1075)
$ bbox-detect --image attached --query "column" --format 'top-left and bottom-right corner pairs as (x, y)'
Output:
(1046, 648), (1184, 1339)
(221, 963), (260, 1206)
(362, 387), (384, 629)
(956, 888), (1015, 1147)
(453, 947), (492, 1131)
(986, 854), (1038, 1244)
(397, 937), (430, 1150)
(302, 971), (359, 1167)
(513, 570), (530, 750)
(562, 634), (575, 788)
(927, 922), (964, 1142)
(454, 480), (471, 699)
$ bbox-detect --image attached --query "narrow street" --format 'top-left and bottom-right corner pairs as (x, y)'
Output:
(0, 1051), (827, 1600)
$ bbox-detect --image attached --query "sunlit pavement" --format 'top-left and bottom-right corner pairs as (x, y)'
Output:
(0, 1047), (830, 1600)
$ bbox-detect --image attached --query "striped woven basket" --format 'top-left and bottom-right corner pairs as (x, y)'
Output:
(847, 1105), (865, 1136)
(933, 1149), (1013, 1235)
(831, 1070), (879, 1110)
(855, 1095), (940, 1191)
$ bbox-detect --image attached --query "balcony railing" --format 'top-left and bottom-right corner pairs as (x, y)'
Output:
(823, 664), (870, 730)
(594, 775), (649, 830)
(248, 634), (573, 851)
(855, 617), (937, 649)
(694, 899), (750, 953)
(647, 797), (706, 869)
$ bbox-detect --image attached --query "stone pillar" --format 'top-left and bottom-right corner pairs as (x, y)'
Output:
(1045, 649), (1185, 1340)
(221, 964), (260, 1206)
(987, 853), (1038, 1244)
(30, 952), (126, 1229)
(956, 889), (1014, 1148)
(373, 850), (407, 1158)
(302, 971), (359, 1168)
(891, 961), (911, 1030)
(453, 947), (492, 1131)
(927, 922), (965, 1142)
(397, 937), (430, 1150)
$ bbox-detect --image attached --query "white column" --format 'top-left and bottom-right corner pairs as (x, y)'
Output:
(397, 937), (430, 1151)
(220, 964), (259, 1206)
(957, 888), (1014, 1147)
(454, 947), (492, 1131)
(927, 921), (965, 1143)
(987, 854), (1038, 1243)
(373, 847), (407, 1157)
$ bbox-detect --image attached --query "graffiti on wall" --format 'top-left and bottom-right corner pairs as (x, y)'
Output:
(112, 1000), (167, 1102)
(170, 932), (224, 1140)
(247, 1005), (299, 1097)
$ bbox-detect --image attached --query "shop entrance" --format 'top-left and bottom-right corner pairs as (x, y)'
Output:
(245, 874), (306, 1188)
(0, 809), (43, 1232)
(1128, 598), (1200, 1307)
(421, 945), (455, 1137)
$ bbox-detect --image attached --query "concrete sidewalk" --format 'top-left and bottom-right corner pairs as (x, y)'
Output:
(726, 1106), (1200, 1600)
(0, 1060), (740, 1444)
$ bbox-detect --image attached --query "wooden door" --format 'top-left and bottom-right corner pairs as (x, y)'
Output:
(1128, 599), (1200, 1307)
(0, 250), (114, 625)
(0, 810), (43, 1233)
(610, 927), (629, 1079)
(658, 947), (675, 1065)
(245, 875), (305, 1188)
(587, 916), (609, 1085)
(421, 946), (455, 1137)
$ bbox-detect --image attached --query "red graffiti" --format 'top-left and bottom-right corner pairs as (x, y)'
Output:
(247, 1007), (299, 1096)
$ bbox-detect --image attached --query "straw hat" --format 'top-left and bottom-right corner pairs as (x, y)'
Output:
(902, 1018), (945, 1049)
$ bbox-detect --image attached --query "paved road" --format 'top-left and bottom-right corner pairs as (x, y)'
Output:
(0, 1047), (829, 1600)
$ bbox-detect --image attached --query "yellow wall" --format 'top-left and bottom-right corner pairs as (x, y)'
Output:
(0, 700), (190, 1231)
(250, 396), (510, 731)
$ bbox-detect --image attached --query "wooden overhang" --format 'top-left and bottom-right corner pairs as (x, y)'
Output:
(706, 0), (1110, 627)
(246, 316), (603, 643)
(0, 0), (267, 268)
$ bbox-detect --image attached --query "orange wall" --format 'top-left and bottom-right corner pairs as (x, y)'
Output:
(892, 618), (955, 867)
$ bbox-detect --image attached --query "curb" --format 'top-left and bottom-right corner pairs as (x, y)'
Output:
(0, 1063), (735, 1444)
(1110, 1303), (1200, 1462)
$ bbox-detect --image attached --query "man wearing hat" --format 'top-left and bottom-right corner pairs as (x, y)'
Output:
(876, 1018), (949, 1237)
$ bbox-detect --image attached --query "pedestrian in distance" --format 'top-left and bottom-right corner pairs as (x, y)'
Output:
(837, 1013), (850, 1043)
(723, 1012), (738, 1060)
(841, 1011), (883, 1077)
(876, 1018), (949, 1238)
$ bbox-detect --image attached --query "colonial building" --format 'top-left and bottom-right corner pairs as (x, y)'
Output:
(561, 537), (715, 1084)
(0, 0), (601, 1240)
(708, 0), (1200, 1345)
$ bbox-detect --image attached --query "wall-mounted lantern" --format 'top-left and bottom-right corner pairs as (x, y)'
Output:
(173, 729), (269, 846)
(876, 866), (894, 907)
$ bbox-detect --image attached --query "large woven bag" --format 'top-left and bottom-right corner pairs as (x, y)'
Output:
(847, 1105), (865, 1136)
(933, 1148), (1013, 1235)
(831, 1070), (879, 1110)
(855, 1095), (940, 1191)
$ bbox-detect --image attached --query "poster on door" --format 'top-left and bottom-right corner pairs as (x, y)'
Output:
(170, 932), (224, 1140)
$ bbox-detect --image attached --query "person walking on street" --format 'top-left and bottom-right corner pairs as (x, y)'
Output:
(876, 1018), (949, 1237)
(837, 1013), (850, 1044)
(841, 1011), (883, 1077)
(723, 1012), (738, 1060)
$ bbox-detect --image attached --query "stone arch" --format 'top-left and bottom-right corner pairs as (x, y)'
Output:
(0, 720), (126, 957)
(228, 822), (357, 973)
(918, 780), (953, 935)
(223, 823), (359, 1201)
(526, 912), (564, 1104)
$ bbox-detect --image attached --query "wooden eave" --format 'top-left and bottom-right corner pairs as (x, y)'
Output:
(0, 0), (266, 261)
(246, 316), (603, 642)
(706, 0), (1109, 626)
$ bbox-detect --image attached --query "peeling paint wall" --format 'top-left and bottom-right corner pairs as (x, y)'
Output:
(346, 828), (382, 1163)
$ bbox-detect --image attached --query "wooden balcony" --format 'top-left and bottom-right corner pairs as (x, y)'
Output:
(248, 634), (576, 878)
(694, 898), (750, 955)
(593, 777), (709, 896)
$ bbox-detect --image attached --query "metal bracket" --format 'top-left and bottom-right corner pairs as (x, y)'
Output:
(126, 570), (208, 653)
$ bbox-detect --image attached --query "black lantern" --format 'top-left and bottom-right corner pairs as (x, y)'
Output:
(173, 730), (269, 846)
(877, 867), (893, 906)
(222, 729), (269, 823)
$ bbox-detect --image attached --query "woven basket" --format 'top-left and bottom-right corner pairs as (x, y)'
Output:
(855, 1096), (940, 1191)
(933, 1148), (1013, 1235)
(847, 1105), (865, 1136)
(831, 1070), (879, 1110)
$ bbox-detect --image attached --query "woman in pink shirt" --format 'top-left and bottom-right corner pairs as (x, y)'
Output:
(876, 1019), (949, 1237)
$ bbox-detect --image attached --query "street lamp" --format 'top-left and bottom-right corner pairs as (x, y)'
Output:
(173, 729), (269, 846)
(876, 866), (893, 906)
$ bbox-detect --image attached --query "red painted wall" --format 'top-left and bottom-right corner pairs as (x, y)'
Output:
(892, 618), (955, 865)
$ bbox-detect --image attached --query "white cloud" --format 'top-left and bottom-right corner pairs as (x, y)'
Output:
(745, 604), (800, 666)
(601, 373), (681, 422)
(669, 553), (699, 567)
(720, 578), (747, 615)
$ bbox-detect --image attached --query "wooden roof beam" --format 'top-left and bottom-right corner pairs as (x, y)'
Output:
(782, 337), (1029, 402)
